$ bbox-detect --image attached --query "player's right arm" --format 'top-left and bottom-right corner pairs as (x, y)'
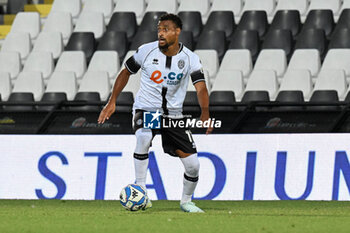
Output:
(97, 42), (154, 124)
(97, 68), (132, 124)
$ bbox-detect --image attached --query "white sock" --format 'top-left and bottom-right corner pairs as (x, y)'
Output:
(180, 153), (200, 205)
(133, 129), (153, 190)
(134, 158), (148, 190)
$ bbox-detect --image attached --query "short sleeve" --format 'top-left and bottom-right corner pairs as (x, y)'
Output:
(124, 45), (149, 74)
(190, 54), (205, 85)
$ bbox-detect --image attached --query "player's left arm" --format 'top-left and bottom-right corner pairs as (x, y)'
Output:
(194, 81), (213, 135)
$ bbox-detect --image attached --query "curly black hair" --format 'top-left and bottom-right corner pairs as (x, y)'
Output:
(159, 13), (183, 29)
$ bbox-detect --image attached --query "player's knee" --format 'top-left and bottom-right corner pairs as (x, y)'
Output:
(136, 129), (153, 146)
(185, 156), (200, 177)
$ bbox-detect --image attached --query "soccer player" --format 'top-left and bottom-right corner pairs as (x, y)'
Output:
(98, 13), (212, 212)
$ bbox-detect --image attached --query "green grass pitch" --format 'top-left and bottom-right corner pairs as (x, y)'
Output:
(1, 200), (350, 233)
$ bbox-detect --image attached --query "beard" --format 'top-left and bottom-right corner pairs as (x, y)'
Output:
(159, 42), (169, 50)
(158, 39), (175, 51)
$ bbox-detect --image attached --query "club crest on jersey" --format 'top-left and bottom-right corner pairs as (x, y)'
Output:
(150, 70), (184, 85)
(178, 59), (185, 69)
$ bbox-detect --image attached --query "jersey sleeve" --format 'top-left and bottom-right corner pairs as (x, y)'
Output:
(124, 45), (148, 74)
(190, 54), (205, 85)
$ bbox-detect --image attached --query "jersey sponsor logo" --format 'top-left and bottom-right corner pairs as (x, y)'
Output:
(152, 59), (159, 65)
(150, 70), (184, 85)
(150, 70), (163, 84)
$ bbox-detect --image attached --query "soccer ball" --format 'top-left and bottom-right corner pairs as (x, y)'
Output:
(119, 184), (147, 211)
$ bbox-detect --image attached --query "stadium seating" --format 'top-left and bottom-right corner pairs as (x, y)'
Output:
(194, 50), (219, 84)
(123, 74), (141, 98)
(302, 10), (335, 38)
(97, 31), (128, 60)
(106, 12), (137, 40)
(138, 11), (166, 32)
(0, 72), (11, 101)
(74, 11), (105, 40)
(275, 90), (305, 103)
(45, 71), (78, 101)
(274, 0), (309, 18)
(50, 0), (81, 19)
(71, 92), (101, 111)
(38, 92), (68, 111)
(78, 71), (111, 101)
(179, 31), (194, 51)
(121, 52), (141, 97)
(313, 69), (347, 99)
(254, 50), (287, 77)
(81, 0), (114, 24)
(65, 32), (96, 62)
(209, 0), (242, 19)
(183, 91), (200, 112)
(130, 31), (157, 50)
(344, 90), (350, 103)
(113, 0), (145, 24)
(273, 89), (305, 112)
(1, 32), (32, 61)
(237, 11), (268, 37)
(2, 0), (350, 126)
(12, 71), (44, 101)
(0, 51), (22, 79)
(23, 51), (54, 80)
(307, 0), (341, 16)
(211, 70), (244, 100)
(209, 91), (236, 111)
(115, 91), (134, 112)
(287, 49), (321, 77)
(10, 12), (40, 40)
(328, 28), (350, 49)
(5, 92), (35, 111)
(220, 49), (252, 78)
(310, 90), (339, 102)
(321, 49), (350, 78)
(42, 12), (72, 44)
(336, 9), (350, 30)
(241, 91), (270, 102)
(294, 29), (327, 57)
(261, 29), (293, 57)
(269, 10), (301, 39)
(241, 0), (276, 19)
(55, 51), (87, 80)
(88, 51), (120, 80)
(145, 0), (177, 14)
(279, 69), (313, 100)
(203, 11), (235, 39)
(229, 30), (260, 61)
(340, 0), (350, 13)
(32, 32), (63, 60)
(178, 11), (203, 40)
(245, 70), (278, 99)
(177, 0), (210, 18)
(309, 90), (340, 110)
(195, 30), (227, 60)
